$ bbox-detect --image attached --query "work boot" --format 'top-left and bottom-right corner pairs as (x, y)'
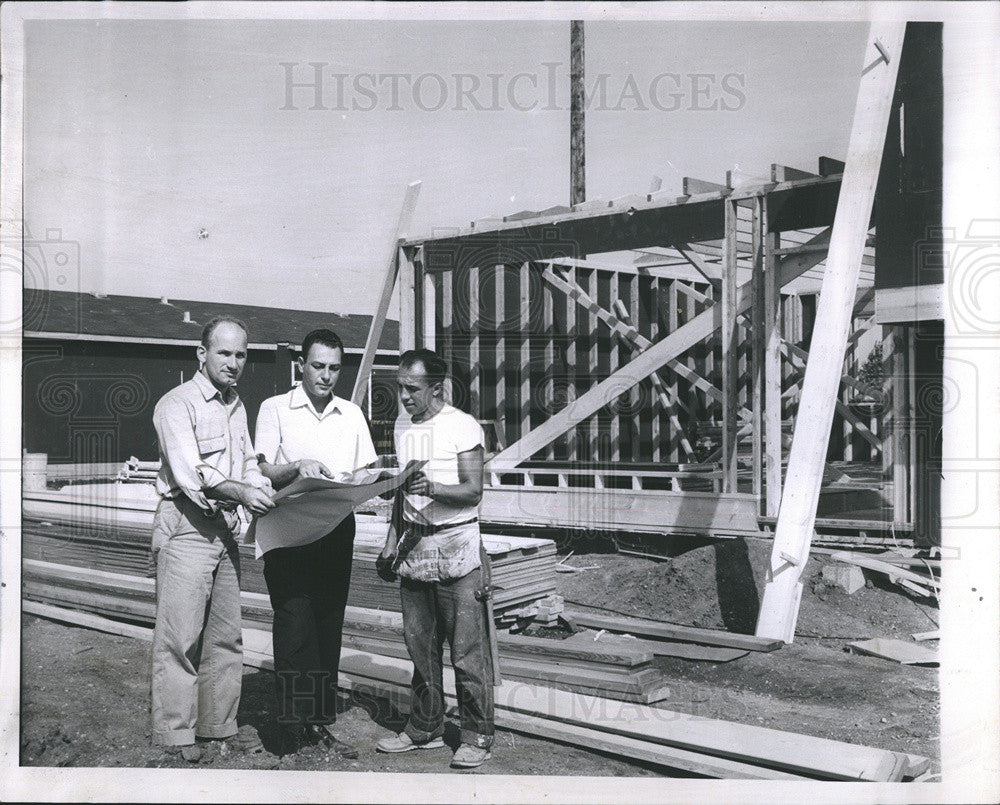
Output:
(375, 732), (446, 753)
(306, 724), (360, 759)
(451, 743), (492, 769)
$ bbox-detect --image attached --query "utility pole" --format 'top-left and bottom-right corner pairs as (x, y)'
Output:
(570, 20), (585, 206)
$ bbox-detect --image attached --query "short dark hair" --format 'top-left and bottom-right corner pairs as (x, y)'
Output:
(399, 349), (447, 385)
(201, 315), (248, 348)
(300, 328), (343, 360)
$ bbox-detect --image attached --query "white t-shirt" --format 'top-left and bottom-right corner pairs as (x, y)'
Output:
(394, 403), (484, 528)
(255, 385), (377, 473)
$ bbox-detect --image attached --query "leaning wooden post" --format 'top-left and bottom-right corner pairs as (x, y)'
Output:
(351, 180), (422, 405)
(755, 22), (906, 643)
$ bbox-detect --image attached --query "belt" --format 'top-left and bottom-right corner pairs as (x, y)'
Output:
(402, 517), (478, 536)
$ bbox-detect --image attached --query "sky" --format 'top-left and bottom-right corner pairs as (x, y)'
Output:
(24, 16), (869, 315)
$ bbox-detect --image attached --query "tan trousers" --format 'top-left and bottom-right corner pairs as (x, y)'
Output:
(150, 497), (243, 746)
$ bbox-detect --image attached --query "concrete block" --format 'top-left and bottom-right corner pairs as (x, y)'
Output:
(822, 563), (865, 595)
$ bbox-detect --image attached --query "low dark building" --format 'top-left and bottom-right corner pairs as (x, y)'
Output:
(23, 290), (399, 465)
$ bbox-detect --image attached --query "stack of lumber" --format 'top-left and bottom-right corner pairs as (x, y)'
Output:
(21, 489), (559, 616)
(116, 457), (161, 482)
(307, 516), (558, 614)
(22, 598), (932, 781)
(21, 559), (669, 705)
(337, 606), (672, 704)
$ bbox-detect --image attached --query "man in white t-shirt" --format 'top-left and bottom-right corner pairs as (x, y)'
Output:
(376, 349), (495, 769)
(254, 328), (376, 758)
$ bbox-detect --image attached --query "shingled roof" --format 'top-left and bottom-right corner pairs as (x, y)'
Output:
(23, 289), (398, 353)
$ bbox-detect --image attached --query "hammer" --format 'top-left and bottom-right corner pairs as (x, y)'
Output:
(476, 549), (503, 686)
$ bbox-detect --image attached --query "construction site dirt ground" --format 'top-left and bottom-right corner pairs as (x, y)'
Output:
(18, 538), (940, 777)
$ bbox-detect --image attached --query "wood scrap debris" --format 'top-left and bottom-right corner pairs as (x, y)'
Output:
(23, 600), (930, 781)
(847, 638), (939, 666)
(829, 550), (940, 599)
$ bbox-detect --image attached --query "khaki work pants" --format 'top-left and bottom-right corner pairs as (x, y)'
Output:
(150, 497), (243, 746)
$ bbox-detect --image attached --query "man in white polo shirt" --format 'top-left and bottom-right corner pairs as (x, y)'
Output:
(375, 349), (495, 769)
(254, 328), (376, 758)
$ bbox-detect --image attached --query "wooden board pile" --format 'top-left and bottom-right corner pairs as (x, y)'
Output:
(499, 594), (564, 629)
(22, 597), (932, 781)
(322, 516), (559, 614)
(21, 490), (559, 617)
(21, 559), (671, 705)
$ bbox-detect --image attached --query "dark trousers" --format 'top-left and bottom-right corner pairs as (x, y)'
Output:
(263, 513), (355, 729)
(399, 567), (495, 748)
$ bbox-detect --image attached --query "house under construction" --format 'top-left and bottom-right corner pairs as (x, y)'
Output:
(353, 21), (944, 643)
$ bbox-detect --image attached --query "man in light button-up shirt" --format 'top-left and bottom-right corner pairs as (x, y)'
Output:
(150, 315), (274, 761)
(254, 328), (376, 758)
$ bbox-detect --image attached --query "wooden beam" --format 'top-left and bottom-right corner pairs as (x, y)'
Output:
(495, 264), (506, 442)
(545, 269), (695, 459)
(750, 197), (766, 502)
(542, 268), (556, 461)
(672, 241), (722, 289)
(818, 156), (846, 176)
(351, 180), (421, 405)
(469, 265), (481, 417)
(764, 224), (783, 517)
(564, 610), (783, 652)
(564, 265), (578, 460)
(398, 245), (417, 353)
(770, 164), (819, 183)
(721, 200), (740, 492)
(755, 22), (906, 643)
(587, 269), (600, 460)
(519, 263), (532, 444)
(683, 176), (729, 196)
(488, 229), (833, 469)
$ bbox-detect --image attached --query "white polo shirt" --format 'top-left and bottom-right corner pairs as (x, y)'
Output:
(255, 384), (377, 476)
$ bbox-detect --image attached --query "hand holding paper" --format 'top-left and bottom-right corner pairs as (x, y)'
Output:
(246, 460), (424, 557)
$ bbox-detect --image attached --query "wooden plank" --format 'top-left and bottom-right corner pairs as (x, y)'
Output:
(337, 646), (910, 781)
(564, 265), (578, 460)
(440, 262), (454, 401)
(764, 223), (783, 517)
(398, 245), (417, 354)
(750, 197), (765, 501)
(542, 267), (556, 461)
(721, 199), (740, 492)
(495, 264), (506, 442)
(628, 273), (641, 462)
(496, 710), (810, 780)
(549, 270), (696, 458)
(519, 263), (532, 444)
(756, 22), (906, 643)
(673, 242), (722, 288)
(770, 164), (819, 183)
(649, 275), (661, 463)
(818, 156), (846, 176)
(587, 268), (600, 461)
(565, 610), (783, 652)
(667, 281), (681, 463)
(609, 274), (622, 461)
(422, 271), (437, 351)
(683, 177), (729, 195)
(488, 228), (832, 469)
(847, 638), (939, 666)
(26, 600), (920, 781)
(469, 264), (481, 418)
(351, 180), (421, 404)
